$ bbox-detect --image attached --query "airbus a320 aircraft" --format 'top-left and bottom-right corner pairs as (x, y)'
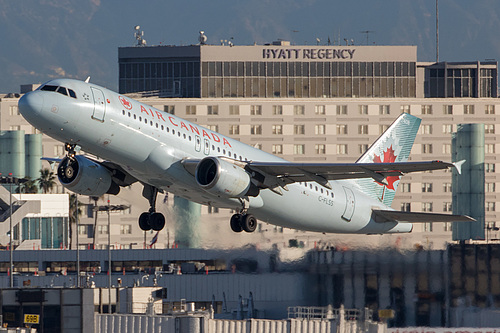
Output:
(18, 78), (474, 235)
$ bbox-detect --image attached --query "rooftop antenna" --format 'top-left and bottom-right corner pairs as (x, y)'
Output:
(134, 25), (146, 47)
(360, 30), (375, 45)
(199, 31), (207, 45)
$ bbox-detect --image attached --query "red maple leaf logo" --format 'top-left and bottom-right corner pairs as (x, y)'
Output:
(119, 96), (132, 110)
(373, 145), (399, 190)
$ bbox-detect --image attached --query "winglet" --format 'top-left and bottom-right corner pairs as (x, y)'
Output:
(453, 160), (466, 175)
(85, 76), (91, 83)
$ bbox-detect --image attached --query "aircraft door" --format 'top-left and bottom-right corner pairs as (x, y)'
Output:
(90, 87), (106, 122)
(203, 139), (210, 155)
(341, 186), (355, 222)
(195, 136), (201, 152)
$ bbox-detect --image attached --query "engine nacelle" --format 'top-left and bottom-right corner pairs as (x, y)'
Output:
(195, 157), (258, 198)
(57, 155), (118, 196)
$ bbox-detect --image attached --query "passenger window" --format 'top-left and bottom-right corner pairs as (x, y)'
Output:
(133, 115), (136, 119)
(122, 110), (125, 115)
(228, 152), (232, 157)
(184, 134), (186, 139)
(57, 87), (68, 96)
(172, 130), (175, 135)
(217, 147), (221, 153)
(161, 125), (164, 130)
(68, 89), (77, 98)
(128, 112), (131, 117)
(139, 117), (142, 121)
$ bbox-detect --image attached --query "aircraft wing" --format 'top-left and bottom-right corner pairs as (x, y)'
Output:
(372, 209), (476, 223)
(245, 160), (460, 189)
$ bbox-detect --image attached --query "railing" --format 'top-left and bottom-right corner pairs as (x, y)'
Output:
(287, 306), (371, 321)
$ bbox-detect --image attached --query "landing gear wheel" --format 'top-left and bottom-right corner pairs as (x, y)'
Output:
(230, 214), (243, 233)
(139, 212), (152, 231)
(241, 214), (257, 233)
(149, 213), (166, 231)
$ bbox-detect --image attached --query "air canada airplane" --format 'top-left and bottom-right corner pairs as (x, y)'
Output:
(18, 78), (474, 235)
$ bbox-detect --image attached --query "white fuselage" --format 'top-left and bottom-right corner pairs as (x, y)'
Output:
(19, 79), (412, 234)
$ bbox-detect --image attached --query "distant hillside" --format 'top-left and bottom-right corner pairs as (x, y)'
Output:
(1, 0), (499, 93)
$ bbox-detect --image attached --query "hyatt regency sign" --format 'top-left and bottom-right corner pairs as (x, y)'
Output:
(263, 48), (356, 60)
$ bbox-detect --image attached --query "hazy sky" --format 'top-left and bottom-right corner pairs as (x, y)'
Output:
(1, 0), (500, 93)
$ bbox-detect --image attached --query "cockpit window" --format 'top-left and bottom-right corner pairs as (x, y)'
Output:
(41, 85), (58, 92)
(57, 87), (68, 96)
(40, 84), (77, 99)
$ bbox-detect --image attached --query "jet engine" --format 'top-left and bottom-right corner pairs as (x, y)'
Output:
(57, 155), (119, 196)
(195, 157), (259, 198)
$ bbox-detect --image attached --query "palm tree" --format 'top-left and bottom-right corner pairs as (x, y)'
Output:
(69, 194), (83, 250)
(17, 177), (38, 194)
(37, 168), (56, 194)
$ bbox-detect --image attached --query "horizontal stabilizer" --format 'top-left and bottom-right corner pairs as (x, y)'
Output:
(372, 209), (476, 223)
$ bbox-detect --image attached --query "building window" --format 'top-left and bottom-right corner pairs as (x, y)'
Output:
(336, 105), (347, 115)
(207, 125), (218, 132)
(485, 105), (495, 114)
(315, 124), (326, 135)
(444, 222), (452, 232)
(272, 105), (283, 115)
(424, 222), (433, 232)
(207, 206), (219, 214)
(400, 183), (411, 193)
(443, 202), (452, 212)
(336, 124), (348, 135)
(401, 203), (411, 212)
(421, 105), (432, 115)
(251, 125), (262, 135)
(9, 106), (19, 116)
(422, 144), (433, 154)
(315, 144), (326, 154)
(250, 105), (262, 115)
(315, 105), (326, 115)
(272, 125), (283, 135)
(443, 124), (453, 134)
(485, 124), (495, 134)
(359, 105), (368, 115)
(337, 144), (348, 155)
(293, 144), (305, 155)
(359, 144), (368, 154)
(443, 105), (453, 115)
(164, 105), (175, 115)
(486, 202), (496, 212)
(486, 144), (495, 154)
(53, 145), (64, 157)
(97, 225), (108, 235)
(358, 125), (368, 134)
(78, 225), (88, 236)
(272, 144), (283, 154)
(442, 144), (451, 154)
(229, 105), (240, 115)
(186, 105), (196, 115)
(9, 126), (20, 131)
(422, 183), (433, 193)
(379, 105), (390, 115)
(379, 125), (389, 134)
(443, 183), (452, 192)
(207, 105), (219, 115)
(486, 163), (496, 173)
(120, 225), (132, 234)
(422, 202), (433, 212)
(464, 105), (475, 114)
(229, 125), (240, 135)
(294, 125), (305, 135)
(294, 105), (305, 115)
(400, 105), (410, 114)
(421, 125), (432, 134)
(486, 183), (496, 193)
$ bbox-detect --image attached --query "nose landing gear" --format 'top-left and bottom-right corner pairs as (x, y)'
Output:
(139, 185), (166, 231)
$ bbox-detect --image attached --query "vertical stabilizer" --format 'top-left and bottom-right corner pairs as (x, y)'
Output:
(354, 113), (421, 206)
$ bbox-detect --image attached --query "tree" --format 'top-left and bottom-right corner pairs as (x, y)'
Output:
(69, 194), (83, 250)
(37, 168), (56, 194)
(17, 177), (38, 194)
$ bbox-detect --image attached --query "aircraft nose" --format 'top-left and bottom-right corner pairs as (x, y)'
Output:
(18, 91), (44, 117)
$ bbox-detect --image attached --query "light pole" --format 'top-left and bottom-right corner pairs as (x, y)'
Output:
(107, 196), (111, 313)
(9, 174), (13, 288)
(76, 194), (80, 287)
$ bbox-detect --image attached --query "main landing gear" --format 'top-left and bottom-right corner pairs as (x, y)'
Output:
(230, 213), (257, 233)
(139, 185), (166, 231)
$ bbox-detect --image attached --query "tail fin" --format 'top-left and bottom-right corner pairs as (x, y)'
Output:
(353, 113), (421, 206)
